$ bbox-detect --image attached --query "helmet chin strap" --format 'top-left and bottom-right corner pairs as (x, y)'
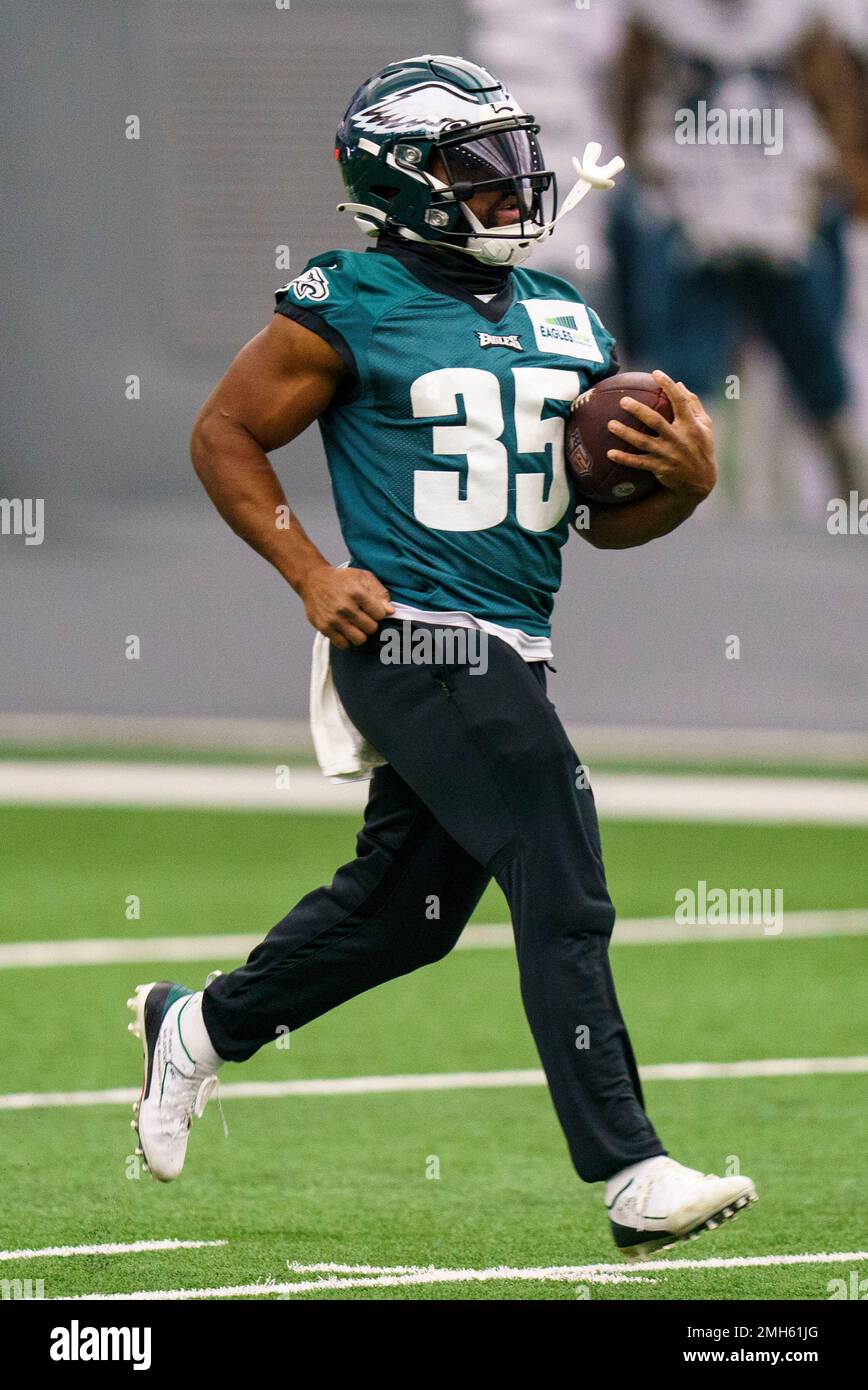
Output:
(337, 142), (625, 268)
(457, 142), (625, 267)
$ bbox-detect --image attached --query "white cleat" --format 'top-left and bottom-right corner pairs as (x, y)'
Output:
(607, 1155), (757, 1260)
(127, 980), (222, 1183)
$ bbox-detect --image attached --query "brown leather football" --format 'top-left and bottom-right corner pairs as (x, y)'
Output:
(565, 371), (672, 505)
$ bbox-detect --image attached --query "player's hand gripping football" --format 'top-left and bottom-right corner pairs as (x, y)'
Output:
(607, 370), (717, 500)
(298, 564), (394, 649)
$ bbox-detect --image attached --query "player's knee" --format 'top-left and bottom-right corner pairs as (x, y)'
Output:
(585, 900), (616, 939)
(503, 727), (571, 792)
(543, 900), (615, 945)
(415, 933), (460, 967)
(389, 917), (467, 971)
(564, 871), (617, 935)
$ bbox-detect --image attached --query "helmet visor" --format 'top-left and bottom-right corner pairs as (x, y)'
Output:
(437, 123), (551, 219)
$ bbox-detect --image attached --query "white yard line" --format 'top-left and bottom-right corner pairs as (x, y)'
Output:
(67, 1270), (652, 1297)
(2, 1056), (866, 1113)
(63, 1250), (868, 1300)
(468, 912), (868, 946)
(0, 1239), (226, 1262)
(0, 933), (266, 970)
(3, 760), (868, 822)
(643, 1056), (868, 1080)
(288, 1252), (867, 1274)
(3, 908), (867, 970)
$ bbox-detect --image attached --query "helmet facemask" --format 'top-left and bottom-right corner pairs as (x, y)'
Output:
(420, 117), (558, 267)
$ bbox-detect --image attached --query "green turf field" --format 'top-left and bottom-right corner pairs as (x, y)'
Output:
(1, 800), (867, 1300)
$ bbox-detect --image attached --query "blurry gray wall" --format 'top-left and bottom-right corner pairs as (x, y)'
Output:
(1, 0), (466, 502)
(1, 0), (866, 732)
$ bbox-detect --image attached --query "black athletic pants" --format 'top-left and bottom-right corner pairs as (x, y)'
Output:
(203, 622), (665, 1182)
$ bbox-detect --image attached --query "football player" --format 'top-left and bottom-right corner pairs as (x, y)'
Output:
(127, 55), (756, 1260)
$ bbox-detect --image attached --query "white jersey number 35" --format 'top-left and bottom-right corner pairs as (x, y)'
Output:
(410, 366), (580, 533)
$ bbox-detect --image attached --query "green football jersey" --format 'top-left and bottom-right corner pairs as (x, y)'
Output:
(276, 246), (617, 636)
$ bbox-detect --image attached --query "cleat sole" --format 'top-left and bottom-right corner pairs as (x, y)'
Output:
(616, 1188), (758, 1262)
(126, 981), (159, 1182)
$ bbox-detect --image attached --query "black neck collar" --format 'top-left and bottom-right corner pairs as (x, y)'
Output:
(371, 228), (514, 323)
(373, 227), (511, 291)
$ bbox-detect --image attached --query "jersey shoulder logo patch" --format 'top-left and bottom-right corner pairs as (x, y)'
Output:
(282, 266), (331, 303)
(519, 298), (604, 363)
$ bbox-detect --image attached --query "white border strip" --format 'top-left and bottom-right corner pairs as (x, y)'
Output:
(2, 713), (866, 767)
(3, 909), (867, 969)
(2, 1056), (866, 1112)
(3, 761), (868, 822)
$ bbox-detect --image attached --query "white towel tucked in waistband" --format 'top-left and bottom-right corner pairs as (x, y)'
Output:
(309, 629), (386, 783)
(308, 581), (549, 781)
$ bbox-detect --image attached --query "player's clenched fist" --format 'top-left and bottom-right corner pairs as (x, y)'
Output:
(298, 565), (394, 648)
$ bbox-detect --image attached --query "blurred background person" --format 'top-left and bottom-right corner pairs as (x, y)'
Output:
(469, 0), (625, 302)
(812, 0), (868, 454)
(608, 0), (864, 503)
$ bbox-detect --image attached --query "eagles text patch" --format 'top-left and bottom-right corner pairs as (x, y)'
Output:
(519, 299), (604, 363)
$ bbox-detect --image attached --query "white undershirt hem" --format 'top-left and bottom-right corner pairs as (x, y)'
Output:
(389, 603), (553, 663)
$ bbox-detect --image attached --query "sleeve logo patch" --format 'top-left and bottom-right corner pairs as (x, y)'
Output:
(519, 299), (604, 363)
(283, 266), (331, 302)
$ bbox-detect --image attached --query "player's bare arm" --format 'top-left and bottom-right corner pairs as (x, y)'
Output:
(191, 315), (393, 648)
(580, 372), (717, 550)
(794, 23), (868, 218)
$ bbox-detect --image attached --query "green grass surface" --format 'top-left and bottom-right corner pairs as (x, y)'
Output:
(2, 937), (868, 1092)
(3, 806), (868, 944)
(1, 803), (867, 1299)
(2, 1076), (866, 1300)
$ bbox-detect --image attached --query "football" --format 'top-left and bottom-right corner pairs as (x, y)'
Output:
(565, 371), (673, 505)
